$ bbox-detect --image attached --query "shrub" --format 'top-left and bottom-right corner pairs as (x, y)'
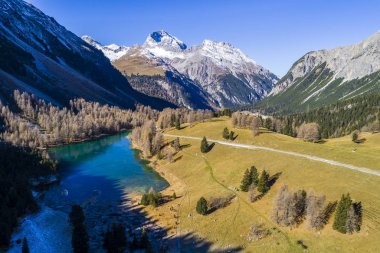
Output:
(247, 223), (271, 242)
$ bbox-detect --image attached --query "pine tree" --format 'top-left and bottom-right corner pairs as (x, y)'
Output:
(196, 197), (208, 215)
(333, 194), (352, 234)
(250, 166), (259, 186)
(240, 169), (252, 192)
(200, 136), (209, 153)
(257, 170), (270, 193)
(141, 193), (149, 206)
(22, 237), (30, 253)
(223, 127), (230, 139)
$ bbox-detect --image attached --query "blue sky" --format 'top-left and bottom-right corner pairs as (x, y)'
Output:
(27, 0), (380, 77)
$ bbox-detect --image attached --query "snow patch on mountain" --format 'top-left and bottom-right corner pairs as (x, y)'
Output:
(85, 30), (278, 108)
(82, 35), (130, 61)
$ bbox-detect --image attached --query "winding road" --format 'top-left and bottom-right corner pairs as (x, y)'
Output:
(164, 134), (380, 177)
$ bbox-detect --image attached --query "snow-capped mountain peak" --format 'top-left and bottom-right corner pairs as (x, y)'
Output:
(85, 31), (278, 108)
(198, 39), (257, 67)
(143, 30), (187, 50)
(82, 35), (102, 49)
(81, 35), (130, 61)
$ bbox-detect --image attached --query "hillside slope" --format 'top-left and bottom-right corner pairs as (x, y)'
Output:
(256, 31), (380, 114)
(0, 0), (174, 110)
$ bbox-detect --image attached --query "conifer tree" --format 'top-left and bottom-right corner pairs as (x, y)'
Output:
(141, 194), (149, 206)
(333, 194), (352, 233)
(250, 166), (259, 186)
(200, 136), (209, 153)
(223, 127), (230, 139)
(240, 169), (252, 192)
(22, 238), (30, 253)
(257, 170), (270, 193)
(196, 197), (208, 215)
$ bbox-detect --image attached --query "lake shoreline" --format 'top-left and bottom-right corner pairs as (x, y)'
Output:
(42, 129), (131, 149)
(128, 136), (187, 243)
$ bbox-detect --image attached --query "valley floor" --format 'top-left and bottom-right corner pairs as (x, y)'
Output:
(143, 117), (380, 253)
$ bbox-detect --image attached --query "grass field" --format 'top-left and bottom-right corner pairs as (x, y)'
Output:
(145, 117), (380, 252)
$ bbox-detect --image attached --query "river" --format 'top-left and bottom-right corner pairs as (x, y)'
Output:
(8, 132), (169, 252)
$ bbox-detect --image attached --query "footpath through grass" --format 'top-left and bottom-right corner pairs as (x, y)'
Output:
(152, 118), (380, 252)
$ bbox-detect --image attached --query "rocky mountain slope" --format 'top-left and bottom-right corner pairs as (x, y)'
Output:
(256, 31), (380, 114)
(84, 31), (278, 109)
(0, 0), (174, 110)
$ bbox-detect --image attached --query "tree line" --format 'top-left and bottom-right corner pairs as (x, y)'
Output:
(231, 112), (322, 142)
(0, 90), (214, 149)
(269, 93), (380, 139)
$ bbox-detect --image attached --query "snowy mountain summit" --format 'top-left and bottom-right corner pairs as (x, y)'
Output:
(83, 30), (278, 108)
(144, 30), (187, 50)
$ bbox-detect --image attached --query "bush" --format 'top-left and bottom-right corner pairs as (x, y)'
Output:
(247, 223), (271, 242)
(196, 197), (208, 215)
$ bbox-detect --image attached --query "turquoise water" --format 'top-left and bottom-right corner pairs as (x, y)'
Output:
(49, 132), (169, 203)
(8, 132), (168, 253)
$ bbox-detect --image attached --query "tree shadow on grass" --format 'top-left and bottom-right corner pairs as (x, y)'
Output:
(173, 155), (183, 163)
(180, 143), (192, 149)
(120, 194), (242, 252)
(354, 138), (366, 144)
(207, 142), (216, 152)
(268, 172), (282, 188)
(168, 232), (243, 253)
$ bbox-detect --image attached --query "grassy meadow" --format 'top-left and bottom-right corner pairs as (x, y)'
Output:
(145, 117), (380, 252)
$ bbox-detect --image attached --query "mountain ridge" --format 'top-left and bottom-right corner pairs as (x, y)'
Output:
(83, 31), (279, 109)
(0, 0), (174, 110)
(256, 30), (380, 114)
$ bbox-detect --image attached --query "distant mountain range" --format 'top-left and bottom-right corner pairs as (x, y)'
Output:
(256, 31), (380, 114)
(0, 0), (174, 110)
(1, 0), (380, 114)
(83, 31), (278, 109)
